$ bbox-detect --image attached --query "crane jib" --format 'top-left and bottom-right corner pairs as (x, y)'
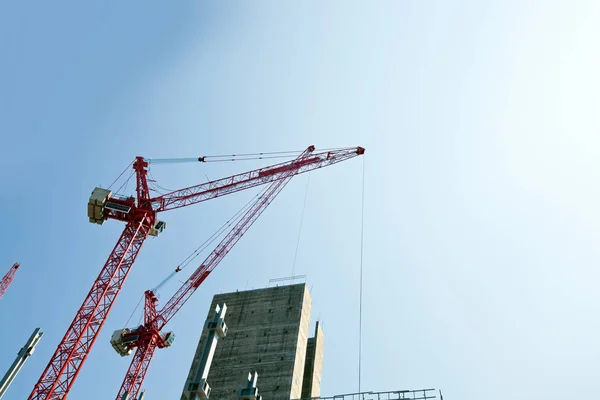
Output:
(258, 156), (320, 177)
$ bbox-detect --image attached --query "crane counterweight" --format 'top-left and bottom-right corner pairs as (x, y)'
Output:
(88, 188), (112, 225)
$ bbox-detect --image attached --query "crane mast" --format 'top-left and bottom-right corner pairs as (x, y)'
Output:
(113, 146), (324, 399)
(29, 146), (364, 400)
(0, 263), (19, 301)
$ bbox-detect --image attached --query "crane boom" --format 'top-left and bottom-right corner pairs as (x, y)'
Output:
(0, 263), (19, 301)
(113, 146), (364, 399)
(150, 147), (364, 212)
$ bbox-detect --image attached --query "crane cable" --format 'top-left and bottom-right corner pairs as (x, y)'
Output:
(123, 294), (144, 329)
(122, 186), (270, 329)
(358, 156), (365, 393)
(147, 151), (303, 165)
(151, 185), (271, 294)
(147, 168), (176, 194)
(114, 170), (135, 197)
(174, 185), (270, 273)
(145, 147), (352, 165)
(291, 173), (311, 283)
(107, 161), (134, 190)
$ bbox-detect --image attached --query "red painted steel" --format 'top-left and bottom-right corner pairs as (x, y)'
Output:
(150, 147), (365, 212)
(117, 291), (160, 400)
(0, 263), (19, 300)
(114, 146), (365, 399)
(29, 220), (151, 399)
(116, 291), (161, 399)
(29, 158), (155, 400)
(29, 145), (364, 400)
(119, 342), (157, 400)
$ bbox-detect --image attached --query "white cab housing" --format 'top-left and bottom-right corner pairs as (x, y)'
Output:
(110, 329), (133, 357)
(88, 187), (112, 225)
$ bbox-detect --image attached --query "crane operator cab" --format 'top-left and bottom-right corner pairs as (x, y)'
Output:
(88, 187), (166, 237)
(149, 220), (166, 237)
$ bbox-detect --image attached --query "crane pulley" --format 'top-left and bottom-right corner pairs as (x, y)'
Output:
(29, 145), (364, 400)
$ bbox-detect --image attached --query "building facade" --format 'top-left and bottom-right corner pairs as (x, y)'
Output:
(181, 283), (324, 400)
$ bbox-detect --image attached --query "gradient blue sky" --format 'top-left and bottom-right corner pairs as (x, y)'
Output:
(1, 2), (599, 399)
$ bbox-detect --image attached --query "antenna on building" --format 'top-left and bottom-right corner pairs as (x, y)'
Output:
(268, 275), (306, 287)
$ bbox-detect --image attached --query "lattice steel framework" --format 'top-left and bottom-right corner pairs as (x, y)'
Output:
(0, 263), (19, 301)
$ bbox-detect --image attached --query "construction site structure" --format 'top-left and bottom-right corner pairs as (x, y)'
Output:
(178, 286), (443, 400)
(180, 283), (323, 400)
(29, 145), (364, 400)
(0, 263), (19, 301)
(0, 328), (44, 399)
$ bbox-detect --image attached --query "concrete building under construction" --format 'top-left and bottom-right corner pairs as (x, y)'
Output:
(180, 283), (324, 400)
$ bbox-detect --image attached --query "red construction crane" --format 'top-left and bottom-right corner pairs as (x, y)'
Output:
(0, 263), (19, 301)
(29, 145), (364, 400)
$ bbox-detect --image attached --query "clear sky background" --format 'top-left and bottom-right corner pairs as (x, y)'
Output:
(1, 2), (599, 399)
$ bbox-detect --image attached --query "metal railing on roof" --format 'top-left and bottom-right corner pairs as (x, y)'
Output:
(293, 388), (438, 400)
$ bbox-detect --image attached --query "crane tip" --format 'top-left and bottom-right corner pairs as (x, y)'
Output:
(357, 147), (365, 155)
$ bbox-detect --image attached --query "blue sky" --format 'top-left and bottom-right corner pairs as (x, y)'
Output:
(1, 2), (599, 399)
